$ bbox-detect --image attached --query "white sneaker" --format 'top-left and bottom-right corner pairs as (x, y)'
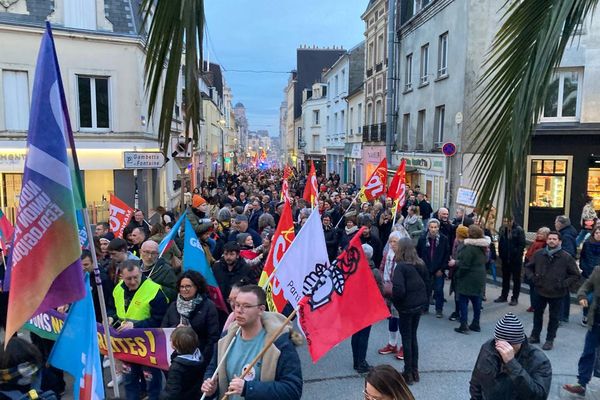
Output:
(107, 374), (123, 388)
(102, 357), (111, 369)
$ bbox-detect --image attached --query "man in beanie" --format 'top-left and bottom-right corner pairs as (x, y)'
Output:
(470, 312), (552, 399)
(228, 214), (262, 247)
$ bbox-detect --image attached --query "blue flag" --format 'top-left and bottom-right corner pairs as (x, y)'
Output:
(183, 217), (227, 311)
(49, 273), (104, 400)
(158, 211), (186, 256)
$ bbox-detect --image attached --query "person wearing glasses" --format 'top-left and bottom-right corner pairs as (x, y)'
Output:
(201, 285), (302, 399)
(363, 365), (415, 400)
(139, 240), (178, 302)
(161, 271), (220, 375)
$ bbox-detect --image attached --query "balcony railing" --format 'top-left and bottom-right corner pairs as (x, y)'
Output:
(366, 68), (373, 77)
(375, 62), (383, 72)
(363, 124), (386, 143)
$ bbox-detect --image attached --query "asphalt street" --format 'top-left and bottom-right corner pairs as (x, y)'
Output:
(68, 283), (595, 399)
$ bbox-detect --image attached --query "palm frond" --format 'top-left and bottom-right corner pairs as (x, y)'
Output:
(140, 0), (205, 156)
(469, 0), (598, 219)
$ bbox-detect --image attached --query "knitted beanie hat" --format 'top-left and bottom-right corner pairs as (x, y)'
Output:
(192, 195), (207, 208)
(494, 312), (526, 344)
(456, 224), (469, 240)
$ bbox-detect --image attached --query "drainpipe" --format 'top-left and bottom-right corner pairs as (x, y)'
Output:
(385, 0), (396, 165)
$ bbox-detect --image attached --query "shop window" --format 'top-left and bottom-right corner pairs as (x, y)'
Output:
(542, 69), (582, 121)
(588, 169), (600, 210)
(77, 75), (110, 131)
(529, 159), (567, 208)
(2, 173), (22, 209)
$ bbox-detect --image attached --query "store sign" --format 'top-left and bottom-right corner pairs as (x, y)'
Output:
(0, 151), (27, 166)
(397, 156), (444, 173)
(351, 143), (362, 158)
(123, 152), (165, 169)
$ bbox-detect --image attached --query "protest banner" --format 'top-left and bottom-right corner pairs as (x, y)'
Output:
(25, 310), (175, 370)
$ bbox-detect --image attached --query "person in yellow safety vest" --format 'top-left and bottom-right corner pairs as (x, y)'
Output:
(109, 260), (169, 400)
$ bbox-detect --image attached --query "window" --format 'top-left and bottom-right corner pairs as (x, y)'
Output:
(312, 110), (320, 126)
(358, 103), (363, 132)
(438, 32), (448, 77)
(367, 103), (373, 125)
(335, 75), (339, 96)
(326, 116), (330, 134)
(368, 42), (374, 69)
(434, 105), (445, 145)
(341, 69), (346, 92)
(2, 70), (29, 130)
(341, 110), (345, 133)
(377, 34), (385, 63)
(77, 76), (110, 130)
(327, 80), (331, 99)
(405, 54), (413, 91)
(529, 159), (567, 208)
(416, 109), (425, 149)
(64, 0), (97, 30)
(401, 113), (410, 148)
(334, 112), (338, 134)
(420, 44), (429, 85)
(349, 107), (354, 135)
(542, 69), (582, 120)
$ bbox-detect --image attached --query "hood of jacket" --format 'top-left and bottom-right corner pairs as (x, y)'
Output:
(464, 237), (491, 248)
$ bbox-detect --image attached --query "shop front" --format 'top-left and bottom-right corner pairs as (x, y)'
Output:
(304, 154), (326, 176)
(344, 143), (362, 184)
(522, 129), (600, 232)
(0, 146), (160, 224)
(392, 152), (447, 211)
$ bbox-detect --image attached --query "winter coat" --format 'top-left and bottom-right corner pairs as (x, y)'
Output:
(580, 240), (600, 277)
(339, 228), (359, 251)
(525, 248), (580, 298)
(559, 225), (578, 258)
(161, 296), (220, 370)
(455, 238), (490, 297)
(248, 209), (263, 232)
(404, 217), (424, 246)
(418, 200), (433, 220)
(498, 223), (526, 263)
(578, 266), (600, 328)
(392, 261), (429, 313)
(524, 239), (546, 263)
(469, 339), (552, 400)
(160, 353), (204, 400)
(212, 257), (255, 301)
(361, 234), (383, 269)
(323, 226), (341, 262)
(141, 258), (178, 302)
(416, 233), (450, 274)
(205, 312), (303, 400)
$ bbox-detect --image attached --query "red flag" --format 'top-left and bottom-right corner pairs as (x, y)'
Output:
(388, 160), (407, 218)
(109, 194), (134, 238)
(298, 227), (390, 362)
(302, 161), (318, 206)
(258, 199), (295, 312)
(281, 166), (291, 203)
(0, 210), (14, 248)
(359, 158), (387, 202)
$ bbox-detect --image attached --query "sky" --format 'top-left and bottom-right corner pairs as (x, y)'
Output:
(204, 0), (368, 137)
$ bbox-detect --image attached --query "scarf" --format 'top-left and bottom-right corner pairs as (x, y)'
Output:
(404, 214), (419, 227)
(176, 294), (203, 326)
(383, 249), (396, 282)
(544, 245), (562, 257)
(425, 233), (440, 247)
(345, 225), (359, 235)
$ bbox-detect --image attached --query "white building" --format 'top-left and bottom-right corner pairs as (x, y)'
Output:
(323, 54), (348, 176)
(301, 82), (328, 169)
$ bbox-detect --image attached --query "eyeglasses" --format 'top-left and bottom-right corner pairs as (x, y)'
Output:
(233, 303), (263, 312)
(179, 285), (195, 290)
(363, 390), (383, 400)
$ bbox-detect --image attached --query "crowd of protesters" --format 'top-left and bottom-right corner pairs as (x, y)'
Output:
(6, 166), (600, 399)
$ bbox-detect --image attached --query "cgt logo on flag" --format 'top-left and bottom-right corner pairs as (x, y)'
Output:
(109, 194), (133, 238)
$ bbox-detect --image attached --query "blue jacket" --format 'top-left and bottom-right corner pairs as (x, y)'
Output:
(417, 233), (450, 274)
(559, 225), (578, 258)
(204, 312), (302, 400)
(580, 240), (600, 277)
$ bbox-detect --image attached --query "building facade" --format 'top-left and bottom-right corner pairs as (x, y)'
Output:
(323, 53), (348, 177)
(301, 82), (328, 173)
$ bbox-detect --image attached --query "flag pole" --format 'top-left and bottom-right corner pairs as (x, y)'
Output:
(81, 209), (120, 398)
(334, 191), (361, 229)
(219, 309), (298, 400)
(200, 327), (241, 400)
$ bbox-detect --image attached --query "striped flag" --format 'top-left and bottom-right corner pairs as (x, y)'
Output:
(388, 160), (407, 220)
(5, 23), (86, 341)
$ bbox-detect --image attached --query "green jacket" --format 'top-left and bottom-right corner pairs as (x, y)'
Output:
(456, 237), (490, 297)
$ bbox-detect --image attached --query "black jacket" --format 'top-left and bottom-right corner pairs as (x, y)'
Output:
(392, 262), (429, 313)
(470, 339), (552, 400)
(212, 257), (255, 302)
(525, 248), (580, 298)
(416, 234), (450, 274)
(361, 233), (383, 268)
(498, 223), (526, 262)
(559, 225), (578, 258)
(160, 354), (204, 400)
(323, 226), (341, 262)
(418, 200), (433, 219)
(161, 296), (220, 370)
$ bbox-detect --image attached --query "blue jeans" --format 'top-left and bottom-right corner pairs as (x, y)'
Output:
(578, 323), (600, 386)
(458, 294), (481, 324)
(431, 274), (445, 312)
(124, 364), (163, 400)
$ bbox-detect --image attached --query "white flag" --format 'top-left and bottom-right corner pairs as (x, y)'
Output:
(274, 208), (329, 309)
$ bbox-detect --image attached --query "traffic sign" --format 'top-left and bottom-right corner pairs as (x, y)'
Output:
(123, 152), (165, 169)
(442, 142), (457, 157)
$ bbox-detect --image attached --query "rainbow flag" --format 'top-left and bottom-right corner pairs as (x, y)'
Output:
(5, 23), (85, 341)
(0, 210), (14, 248)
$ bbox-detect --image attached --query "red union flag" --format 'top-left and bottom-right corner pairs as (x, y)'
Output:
(359, 158), (387, 202)
(109, 194), (133, 238)
(388, 159), (407, 219)
(281, 165), (291, 203)
(299, 227), (390, 362)
(258, 199), (295, 312)
(302, 161), (318, 207)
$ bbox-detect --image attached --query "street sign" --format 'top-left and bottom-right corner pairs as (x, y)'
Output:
(442, 142), (457, 157)
(123, 152), (165, 169)
(456, 187), (478, 207)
